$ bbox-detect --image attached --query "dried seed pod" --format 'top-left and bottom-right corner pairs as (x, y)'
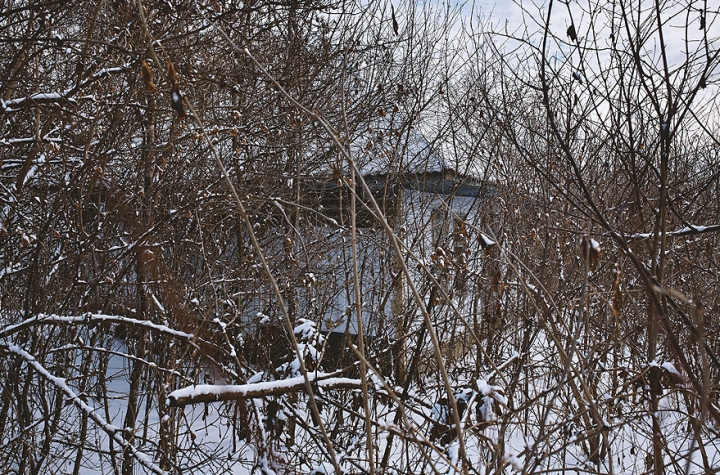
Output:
(611, 264), (623, 316)
(167, 60), (179, 84)
(171, 84), (186, 119)
(140, 60), (157, 93)
(567, 24), (577, 41)
(581, 236), (601, 271)
(391, 3), (399, 36)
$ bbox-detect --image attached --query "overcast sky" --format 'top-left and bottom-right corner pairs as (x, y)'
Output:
(472, 0), (716, 67)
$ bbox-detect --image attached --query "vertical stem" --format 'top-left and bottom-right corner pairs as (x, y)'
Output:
(350, 169), (375, 475)
(341, 42), (375, 473)
(391, 188), (406, 385)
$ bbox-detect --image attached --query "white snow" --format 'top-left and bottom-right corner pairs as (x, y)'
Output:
(168, 373), (363, 406)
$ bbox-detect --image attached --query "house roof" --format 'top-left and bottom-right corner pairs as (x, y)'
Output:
(346, 119), (452, 176)
(308, 124), (497, 199)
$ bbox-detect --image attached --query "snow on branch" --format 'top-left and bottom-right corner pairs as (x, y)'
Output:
(5, 343), (166, 475)
(2, 89), (76, 110)
(0, 313), (195, 341)
(168, 373), (363, 407)
(627, 224), (720, 240)
(0, 313), (235, 377)
(1, 66), (128, 111)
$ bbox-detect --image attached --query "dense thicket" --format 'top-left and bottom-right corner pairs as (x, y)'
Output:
(1, 1), (719, 474)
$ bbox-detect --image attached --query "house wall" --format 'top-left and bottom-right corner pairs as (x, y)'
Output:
(312, 176), (498, 342)
(234, 174), (502, 376)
